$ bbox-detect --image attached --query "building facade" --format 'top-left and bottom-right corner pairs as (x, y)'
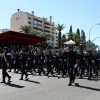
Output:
(10, 10), (58, 47)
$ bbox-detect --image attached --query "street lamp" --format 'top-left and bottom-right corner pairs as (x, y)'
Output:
(89, 23), (100, 50)
(91, 37), (100, 51)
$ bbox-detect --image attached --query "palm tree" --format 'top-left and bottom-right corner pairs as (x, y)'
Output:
(20, 25), (31, 34)
(30, 31), (40, 36)
(38, 33), (53, 49)
(39, 33), (53, 41)
(66, 32), (74, 40)
(73, 33), (81, 46)
(61, 34), (66, 48)
(55, 24), (65, 48)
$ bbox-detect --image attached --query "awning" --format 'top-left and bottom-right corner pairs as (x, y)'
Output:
(64, 40), (75, 45)
(0, 31), (45, 45)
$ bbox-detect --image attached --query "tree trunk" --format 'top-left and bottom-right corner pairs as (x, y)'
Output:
(59, 32), (61, 48)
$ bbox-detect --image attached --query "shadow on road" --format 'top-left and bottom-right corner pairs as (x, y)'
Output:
(48, 75), (58, 78)
(76, 77), (100, 82)
(25, 79), (41, 84)
(5, 81), (25, 88)
(75, 83), (100, 92)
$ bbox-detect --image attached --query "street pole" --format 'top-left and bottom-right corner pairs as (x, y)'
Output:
(91, 37), (100, 51)
(89, 23), (100, 50)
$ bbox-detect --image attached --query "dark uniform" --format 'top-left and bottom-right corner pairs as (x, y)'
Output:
(79, 51), (85, 78)
(62, 52), (68, 77)
(1, 47), (11, 83)
(46, 51), (53, 75)
(38, 51), (45, 75)
(56, 53), (59, 73)
(95, 51), (100, 77)
(19, 50), (28, 80)
(8, 53), (17, 72)
(87, 51), (93, 80)
(68, 47), (77, 86)
(52, 53), (56, 71)
(27, 51), (32, 72)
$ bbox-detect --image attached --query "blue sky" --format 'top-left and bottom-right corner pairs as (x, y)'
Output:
(0, 0), (100, 46)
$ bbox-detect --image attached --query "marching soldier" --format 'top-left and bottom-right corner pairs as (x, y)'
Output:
(8, 53), (16, 72)
(38, 51), (45, 75)
(52, 52), (56, 71)
(95, 50), (100, 77)
(62, 48), (68, 77)
(19, 49), (28, 80)
(87, 50), (93, 80)
(27, 50), (32, 72)
(1, 47), (11, 83)
(68, 46), (78, 86)
(79, 51), (85, 78)
(46, 51), (53, 75)
(57, 52), (62, 74)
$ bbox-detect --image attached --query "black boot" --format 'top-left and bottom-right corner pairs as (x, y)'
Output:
(68, 83), (72, 86)
(8, 76), (11, 81)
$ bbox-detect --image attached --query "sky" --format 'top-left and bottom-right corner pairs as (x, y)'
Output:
(0, 0), (100, 47)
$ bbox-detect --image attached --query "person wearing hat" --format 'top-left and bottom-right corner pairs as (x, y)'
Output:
(68, 46), (78, 86)
(87, 50), (93, 80)
(79, 50), (85, 78)
(19, 49), (28, 80)
(46, 51), (53, 76)
(95, 50), (100, 78)
(1, 47), (11, 83)
(38, 50), (45, 75)
(62, 47), (69, 77)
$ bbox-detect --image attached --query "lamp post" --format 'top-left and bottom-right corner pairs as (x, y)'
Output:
(89, 23), (100, 50)
(91, 37), (100, 51)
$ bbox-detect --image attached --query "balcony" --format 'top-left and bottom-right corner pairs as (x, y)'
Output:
(44, 22), (51, 27)
(33, 27), (43, 32)
(33, 25), (43, 30)
(44, 30), (50, 33)
(44, 28), (50, 31)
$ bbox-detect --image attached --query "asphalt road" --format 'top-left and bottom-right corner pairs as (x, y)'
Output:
(0, 69), (100, 100)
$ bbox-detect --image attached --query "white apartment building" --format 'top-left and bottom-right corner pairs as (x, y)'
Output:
(0, 28), (9, 34)
(10, 9), (58, 47)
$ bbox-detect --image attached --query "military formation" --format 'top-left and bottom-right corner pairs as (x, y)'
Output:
(0, 46), (100, 86)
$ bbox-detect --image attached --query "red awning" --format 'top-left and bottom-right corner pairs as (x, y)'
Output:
(0, 31), (45, 45)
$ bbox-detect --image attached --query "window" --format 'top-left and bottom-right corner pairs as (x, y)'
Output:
(33, 18), (37, 21)
(44, 30), (50, 33)
(37, 24), (42, 27)
(45, 22), (50, 26)
(38, 20), (42, 23)
(16, 17), (20, 20)
(33, 23), (37, 26)
(56, 43), (58, 45)
(45, 26), (50, 29)
(52, 32), (54, 34)
(28, 21), (31, 24)
(33, 23), (42, 27)
(28, 17), (31, 20)
(52, 28), (54, 30)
